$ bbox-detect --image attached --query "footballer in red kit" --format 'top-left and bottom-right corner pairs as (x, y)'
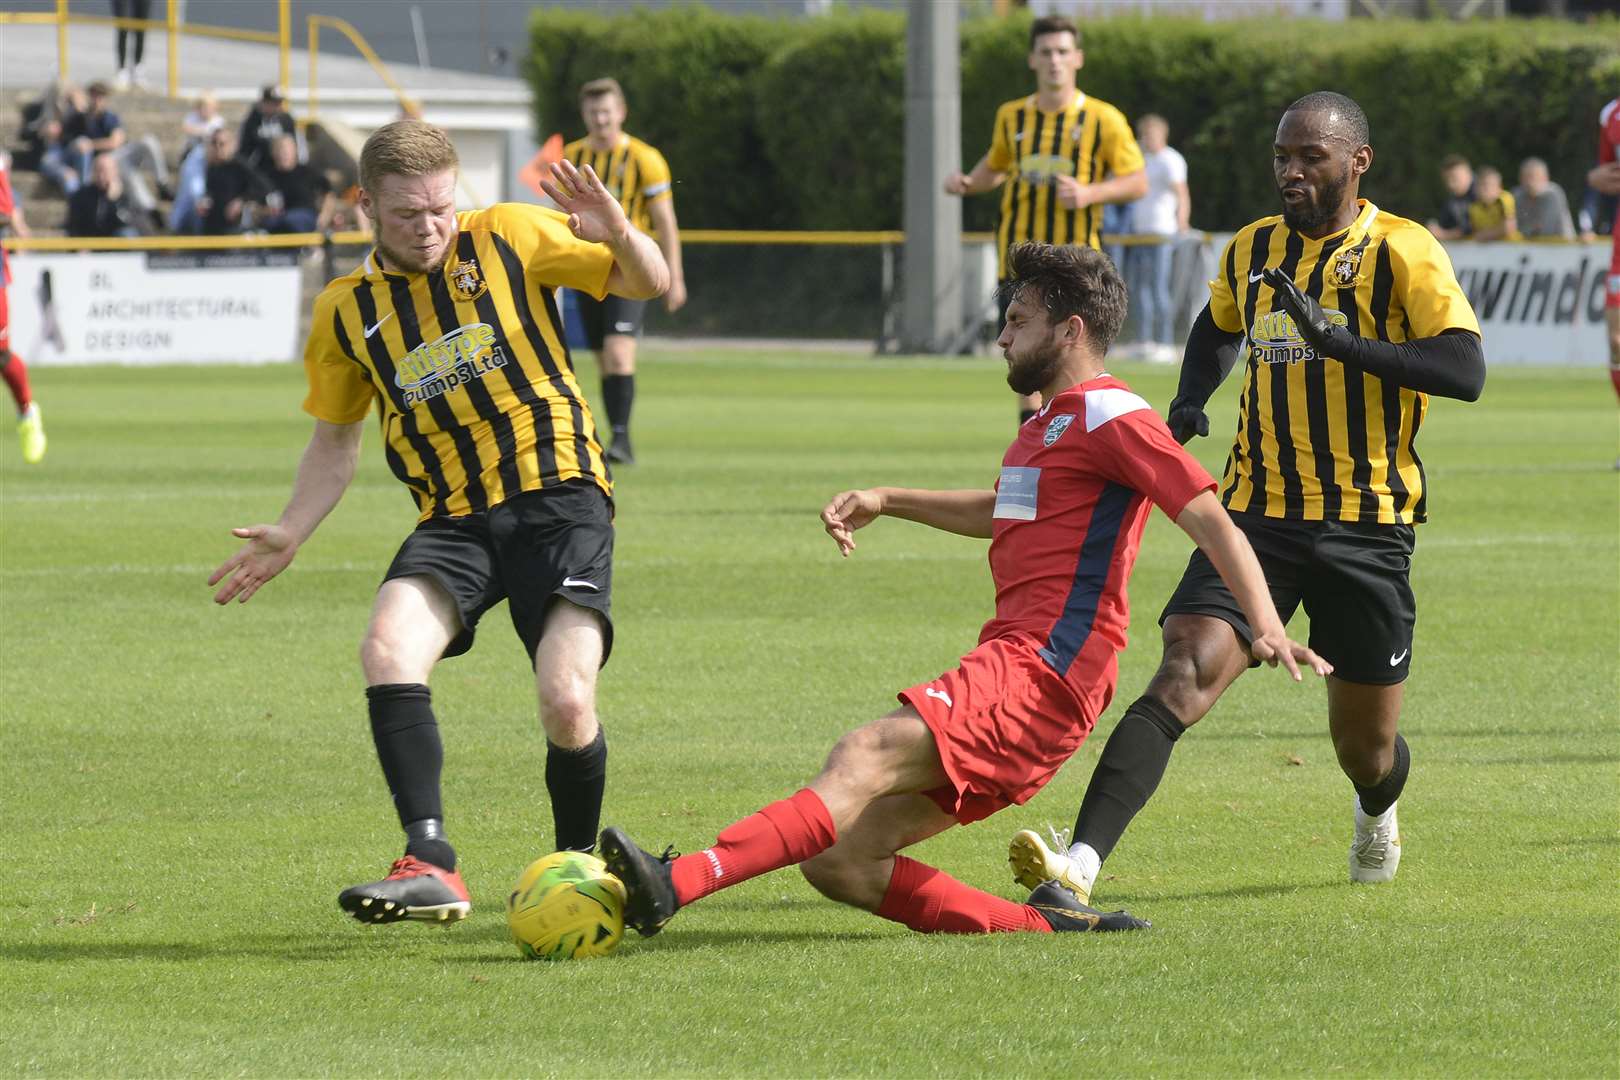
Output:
(1592, 97), (1620, 410)
(902, 374), (1215, 826)
(597, 242), (1328, 941)
(0, 152), (45, 464)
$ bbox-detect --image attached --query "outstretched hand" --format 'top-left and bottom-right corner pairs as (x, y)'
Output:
(208, 524), (298, 605)
(1248, 625), (1333, 683)
(540, 160), (630, 246)
(1261, 267), (1351, 360)
(820, 489), (883, 557)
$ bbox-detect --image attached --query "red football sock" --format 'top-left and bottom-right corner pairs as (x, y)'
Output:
(1, 352), (32, 412)
(875, 855), (1050, 934)
(670, 787), (836, 906)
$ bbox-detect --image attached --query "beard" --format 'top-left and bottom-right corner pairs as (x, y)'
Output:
(374, 227), (449, 274)
(1280, 165), (1351, 233)
(1004, 334), (1065, 397)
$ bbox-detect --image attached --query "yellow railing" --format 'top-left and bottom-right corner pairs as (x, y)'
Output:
(307, 14), (422, 120)
(0, 0), (290, 100)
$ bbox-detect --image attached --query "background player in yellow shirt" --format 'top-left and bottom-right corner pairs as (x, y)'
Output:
(1008, 92), (1485, 908)
(563, 78), (687, 465)
(208, 119), (669, 925)
(944, 15), (1146, 424)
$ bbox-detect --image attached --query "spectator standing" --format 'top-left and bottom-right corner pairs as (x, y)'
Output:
(67, 152), (147, 238)
(1427, 154), (1474, 240)
(1468, 166), (1519, 242)
(1125, 113), (1190, 363)
(199, 128), (265, 235)
(111, 0), (153, 90)
(239, 86), (297, 177)
(1512, 158), (1574, 240)
(260, 134), (332, 234)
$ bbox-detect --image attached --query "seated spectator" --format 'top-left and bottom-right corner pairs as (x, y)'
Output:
(1469, 166), (1520, 242)
(1427, 154), (1474, 240)
(260, 134), (332, 234)
(67, 151), (147, 238)
(181, 91), (225, 160)
(1513, 157), (1575, 240)
(41, 81), (122, 196)
(19, 80), (84, 170)
(238, 85), (298, 177)
(198, 127), (266, 235)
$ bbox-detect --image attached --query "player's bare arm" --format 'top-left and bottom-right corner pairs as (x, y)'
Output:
(944, 156), (1007, 197)
(208, 418), (363, 605)
(647, 196), (687, 313)
(1173, 490), (1331, 681)
(1055, 167), (1148, 211)
(1586, 160), (1620, 195)
(821, 487), (995, 556)
(541, 159), (670, 300)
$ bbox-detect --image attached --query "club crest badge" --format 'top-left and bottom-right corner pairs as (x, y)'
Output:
(1329, 247), (1364, 288)
(450, 258), (488, 302)
(1044, 413), (1075, 447)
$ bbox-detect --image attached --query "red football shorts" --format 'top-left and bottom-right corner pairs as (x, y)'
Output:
(0, 285), (9, 349)
(899, 634), (1097, 825)
(1608, 237), (1620, 310)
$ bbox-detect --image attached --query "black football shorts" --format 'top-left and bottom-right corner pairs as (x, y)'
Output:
(1161, 511), (1416, 685)
(382, 480), (615, 664)
(573, 292), (647, 350)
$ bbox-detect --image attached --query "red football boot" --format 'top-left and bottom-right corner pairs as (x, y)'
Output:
(338, 855), (471, 924)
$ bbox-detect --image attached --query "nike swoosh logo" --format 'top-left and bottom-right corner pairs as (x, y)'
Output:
(363, 312), (394, 338)
(561, 577), (599, 591)
(1389, 649), (1409, 666)
(1248, 271), (1267, 283)
(924, 687), (953, 709)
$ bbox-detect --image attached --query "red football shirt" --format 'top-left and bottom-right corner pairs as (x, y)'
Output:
(981, 374), (1215, 722)
(0, 162), (13, 287)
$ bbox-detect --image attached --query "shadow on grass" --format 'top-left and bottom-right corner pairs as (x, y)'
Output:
(0, 933), (381, 964)
(1112, 878), (1342, 905)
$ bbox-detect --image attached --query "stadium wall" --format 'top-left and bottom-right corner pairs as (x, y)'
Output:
(526, 8), (1620, 235)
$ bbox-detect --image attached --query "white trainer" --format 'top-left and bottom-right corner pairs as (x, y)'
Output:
(1349, 800), (1401, 883)
(1008, 829), (1094, 904)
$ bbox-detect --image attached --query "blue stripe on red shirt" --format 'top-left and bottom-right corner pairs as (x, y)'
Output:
(1036, 481), (1139, 676)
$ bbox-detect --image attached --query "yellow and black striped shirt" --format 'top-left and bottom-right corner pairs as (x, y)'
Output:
(303, 203), (615, 521)
(985, 91), (1144, 279)
(561, 133), (673, 236)
(1210, 200), (1481, 525)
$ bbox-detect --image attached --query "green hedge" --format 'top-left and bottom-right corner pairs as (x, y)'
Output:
(528, 8), (1620, 233)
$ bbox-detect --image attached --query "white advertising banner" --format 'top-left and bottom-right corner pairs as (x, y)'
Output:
(6, 250), (303, 365)
(1440, 241), (1607, 366)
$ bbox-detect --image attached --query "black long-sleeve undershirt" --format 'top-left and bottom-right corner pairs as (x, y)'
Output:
(1173, 303), (1486, 411)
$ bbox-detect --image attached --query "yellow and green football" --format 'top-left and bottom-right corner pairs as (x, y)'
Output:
(506, 851), (626, 961)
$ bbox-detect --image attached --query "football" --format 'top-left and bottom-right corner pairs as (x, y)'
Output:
(506, 851), (627, 961)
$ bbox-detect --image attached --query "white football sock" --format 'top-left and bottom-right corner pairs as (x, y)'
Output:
(1064, 841), (1102, 887)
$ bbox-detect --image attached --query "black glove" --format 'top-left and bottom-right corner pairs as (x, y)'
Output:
(1165, 397), (1210, 444)
(1261, 267), (1353, 361)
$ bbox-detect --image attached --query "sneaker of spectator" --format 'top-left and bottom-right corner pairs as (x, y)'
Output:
(1469, 166), (1521, 242)
(67, 150), (147, 238)
(1513, 157), (1575, 240)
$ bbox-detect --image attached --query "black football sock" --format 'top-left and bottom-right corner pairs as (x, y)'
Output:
(1072, 695), (1186, 863)
(403, 817), (456, 872)
(546, 726), (607, 853)
(1018, 407), (1038, 426)
(601, 374), (634, 447)
(1354, 733), (1410, 817)
(366, 682), (448, 853)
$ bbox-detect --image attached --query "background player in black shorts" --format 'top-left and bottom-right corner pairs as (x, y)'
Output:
(208, 120), (669, 925)
(564, 78), (687, 465)
(1007, 91), (1484, 904)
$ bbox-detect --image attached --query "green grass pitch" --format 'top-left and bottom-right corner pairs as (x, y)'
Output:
(2, 351), (1616, 1076)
